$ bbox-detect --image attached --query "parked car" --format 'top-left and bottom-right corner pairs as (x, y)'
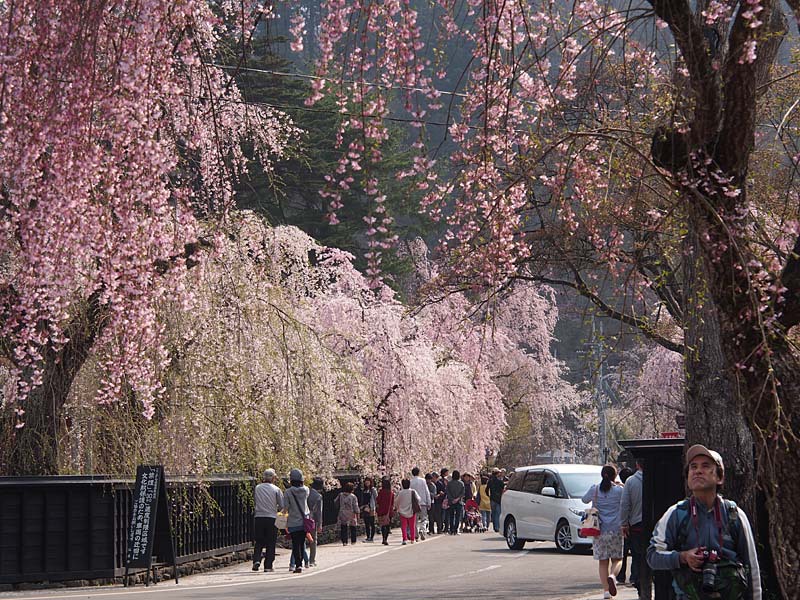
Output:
(499, 463), (602, 552)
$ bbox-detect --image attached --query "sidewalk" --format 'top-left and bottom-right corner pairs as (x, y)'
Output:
(573, 586), (640, 600)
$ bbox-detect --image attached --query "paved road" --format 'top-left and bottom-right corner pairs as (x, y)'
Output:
(2, 532), (637, 600)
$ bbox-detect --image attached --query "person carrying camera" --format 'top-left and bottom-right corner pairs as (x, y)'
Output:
(647, 444), (761, 600)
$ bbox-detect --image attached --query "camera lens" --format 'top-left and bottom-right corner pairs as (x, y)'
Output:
(701, 561), (717, 593)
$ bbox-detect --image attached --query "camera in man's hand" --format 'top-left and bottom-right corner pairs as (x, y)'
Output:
(696, 547), (720, 592)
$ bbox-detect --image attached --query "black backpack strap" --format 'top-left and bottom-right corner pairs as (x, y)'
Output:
(721, 499), (740, 548)
(674, 498), (692, 550)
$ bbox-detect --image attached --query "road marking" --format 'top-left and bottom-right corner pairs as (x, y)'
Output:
(3, 535), (444, 600)
(447, 564), (501, 578)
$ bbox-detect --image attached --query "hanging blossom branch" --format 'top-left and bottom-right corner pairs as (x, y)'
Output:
(0, 0), (298, 423)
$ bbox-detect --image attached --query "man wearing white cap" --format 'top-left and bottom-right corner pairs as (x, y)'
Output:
(253, 468), (284, 572)
(647, 445), (761, 600)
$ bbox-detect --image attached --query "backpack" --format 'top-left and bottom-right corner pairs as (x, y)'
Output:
(671, 498), (749, 600)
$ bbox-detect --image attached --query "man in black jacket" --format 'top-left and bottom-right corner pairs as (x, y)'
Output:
(487, 468), (505, 533)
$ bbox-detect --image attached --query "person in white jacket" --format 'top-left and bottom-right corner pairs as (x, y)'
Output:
(409, 467), (432, 540)
(393, 479), (421, 545)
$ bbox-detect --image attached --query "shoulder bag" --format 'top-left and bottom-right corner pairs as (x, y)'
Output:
(290, 490), (316, 534)
(579, 486), (602, 537)
(411, 490), (421, 514)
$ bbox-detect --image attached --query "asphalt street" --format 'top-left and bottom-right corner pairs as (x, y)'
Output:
(1, 532), (638, 600)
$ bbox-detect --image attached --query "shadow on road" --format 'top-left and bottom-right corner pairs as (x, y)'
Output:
(471, 544), (586, 556)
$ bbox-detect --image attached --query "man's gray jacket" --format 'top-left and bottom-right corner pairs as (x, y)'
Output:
(620, 469), (643, 526)
(647, 496), (761, 599)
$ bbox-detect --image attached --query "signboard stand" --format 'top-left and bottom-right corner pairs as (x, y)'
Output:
(124, 465), (179, 587)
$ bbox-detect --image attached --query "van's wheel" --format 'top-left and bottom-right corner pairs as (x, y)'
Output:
(555, 519), (576, 553)
(505, 517), (526, 550)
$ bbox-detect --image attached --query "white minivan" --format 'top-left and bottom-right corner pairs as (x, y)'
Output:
(499, 463), (602, 552)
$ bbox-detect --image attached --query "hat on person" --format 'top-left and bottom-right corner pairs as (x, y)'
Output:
(491, 467), (500, 474)
(289, 468), (304, 482)
(685, 444), (724, 476)
(263, 468), (276, 480)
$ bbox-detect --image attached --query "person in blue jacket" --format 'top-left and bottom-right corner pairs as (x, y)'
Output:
(647, 445), (761, 600)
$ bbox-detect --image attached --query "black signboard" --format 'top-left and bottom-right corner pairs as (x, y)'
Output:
(124, 465), (178, 586)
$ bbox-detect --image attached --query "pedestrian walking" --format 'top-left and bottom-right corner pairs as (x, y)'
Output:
(461, 473), (476, 530)
(462, 472), (476, 502)
(487, 468), (505, 533)
(446, 470), (465, 535)
(288, 540), (309, 571)
(617, 466), (635, 585)
(335, 482), (360, 545)
(358, 477), (378, 542)
(252, 468), (284, 572)
(431, 471), (446, 534)
(582, 465), (625, 599)
(477, 474), (492, 531)
(410, 467), (431, 540)
(284, 468), (310, 574)
(376, 477), (395, 545)
(393, 478), (421, 545)
(425, 473), (437, 535)
(307, 477), (324, 567)
(620, 461), (649, 598)
(647, 445), (761, 600)
(438, 468), (450, 533)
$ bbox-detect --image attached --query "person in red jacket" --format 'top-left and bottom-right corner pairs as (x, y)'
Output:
(376, 477), (395, 545)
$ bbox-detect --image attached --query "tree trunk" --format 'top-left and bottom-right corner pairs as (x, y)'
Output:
(0, 295), (103, 476)
(729, 338), (800, 599)
(682, 229), (756, 517)
(689, 193), (800, 598)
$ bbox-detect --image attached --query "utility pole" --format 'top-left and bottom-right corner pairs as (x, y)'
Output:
(583, 319), (610, 465)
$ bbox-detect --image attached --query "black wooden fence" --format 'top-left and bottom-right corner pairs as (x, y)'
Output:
(0, 474), (254, 584)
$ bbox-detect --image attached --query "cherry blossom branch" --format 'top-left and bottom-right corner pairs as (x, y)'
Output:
(515, 273), (684, 354)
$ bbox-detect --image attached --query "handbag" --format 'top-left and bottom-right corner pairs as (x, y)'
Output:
(411, 491), (421, 514)
(290, 490), (316, 534)
(579, 486), (601, 537)
(442, 497), (450, 510)
(275, 512), (288, 530)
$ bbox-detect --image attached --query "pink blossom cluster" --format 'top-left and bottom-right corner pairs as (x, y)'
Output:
(303, 0), (665, 290)
(0, 1), (297, 423)
(702, 0), (733, 25)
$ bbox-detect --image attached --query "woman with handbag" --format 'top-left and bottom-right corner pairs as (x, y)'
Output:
(358, 477), (378, 542)
(393, 478), (421, 545)
(582, 465), (625, 599)
(376, 477), (395, 545)
(284, 468), (311, 574)
(335, 482), (360, 545)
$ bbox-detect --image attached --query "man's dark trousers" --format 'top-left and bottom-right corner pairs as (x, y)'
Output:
(253, 517), (277, 569)
(429, 503), (442, 533)
(628, 524), (651, 599)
